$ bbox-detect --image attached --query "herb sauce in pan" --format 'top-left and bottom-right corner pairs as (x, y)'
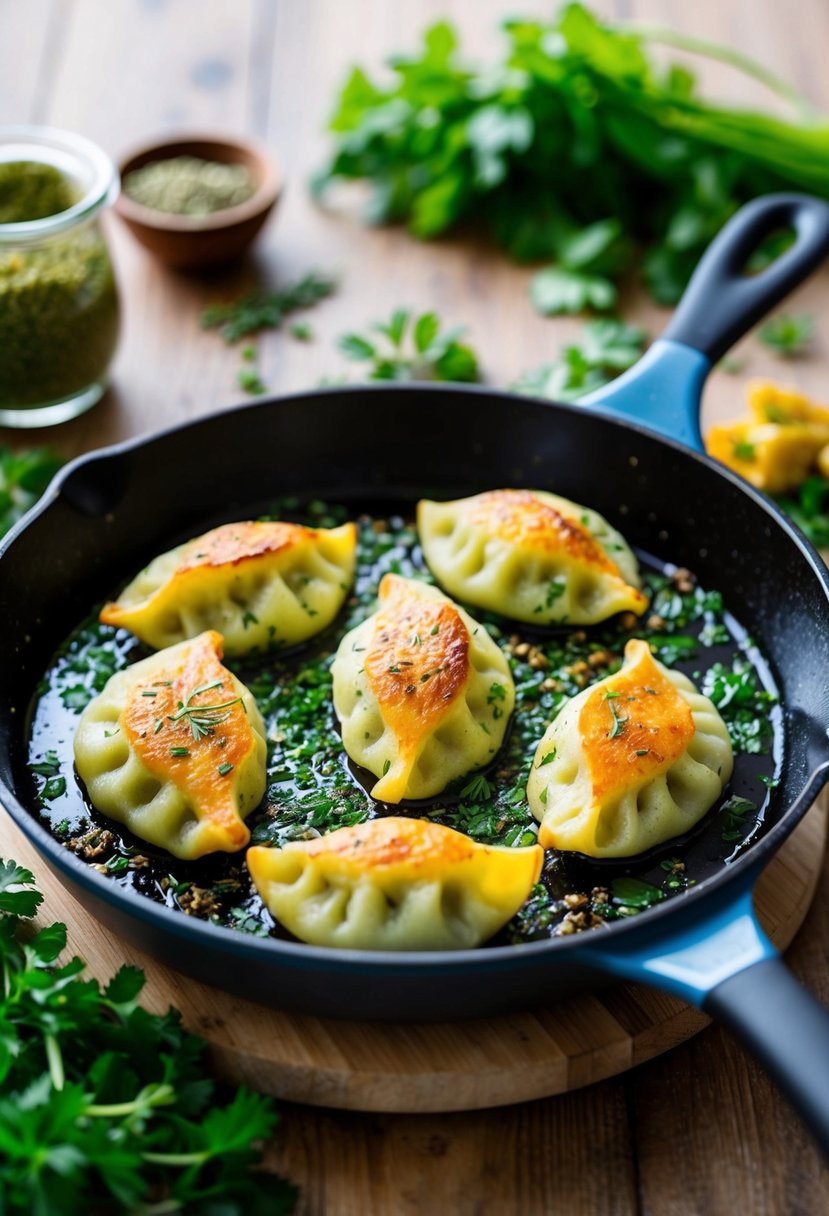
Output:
(26, 500), (783, 945)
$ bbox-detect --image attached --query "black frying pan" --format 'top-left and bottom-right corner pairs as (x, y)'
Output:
(3, 195), (829, 1154)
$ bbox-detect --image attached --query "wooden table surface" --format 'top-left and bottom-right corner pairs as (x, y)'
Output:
(5, 1), (829, 1211)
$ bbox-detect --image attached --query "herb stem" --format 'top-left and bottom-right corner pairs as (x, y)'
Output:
(142, 1150), (210, 1167)
(84, 1082), (175, 1119)
(627, 24), (813, 114)
(45, 1032), (64, 1091)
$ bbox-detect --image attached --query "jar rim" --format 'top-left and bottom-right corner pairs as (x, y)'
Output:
(0, 125), (119, 242)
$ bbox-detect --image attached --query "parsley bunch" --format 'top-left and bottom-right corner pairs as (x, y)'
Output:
(0, 860), (297, 1215)
(315, 4), (829, 308)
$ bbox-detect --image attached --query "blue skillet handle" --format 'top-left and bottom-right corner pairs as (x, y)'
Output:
(580, 194), (829, 451)
(581, 860), (829, 1159)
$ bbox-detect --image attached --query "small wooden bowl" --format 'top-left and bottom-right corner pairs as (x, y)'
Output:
(115, 134), (281, 269)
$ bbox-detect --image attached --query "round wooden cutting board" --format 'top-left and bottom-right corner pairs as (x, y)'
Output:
(2, 801), (826, 1114)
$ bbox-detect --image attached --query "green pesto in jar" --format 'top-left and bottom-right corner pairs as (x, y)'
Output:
(0, 161), (119, 408)
(0, 161), (77, 224)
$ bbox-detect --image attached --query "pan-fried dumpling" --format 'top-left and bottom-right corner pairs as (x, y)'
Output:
(527, 639), (733, 858)
(247, 817), (543, 950)
(418, 489), (647, 625)
(74, 630), (267, 859)
(100, 520), (357, 655)
(332, 574), (515, 802)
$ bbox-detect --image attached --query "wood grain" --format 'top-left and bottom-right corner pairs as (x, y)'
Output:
(4, 1), (829, 1211)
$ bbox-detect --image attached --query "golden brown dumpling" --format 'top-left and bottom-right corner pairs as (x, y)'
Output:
(74, 630), (266, 859)
(418, 489), (646, 625)
(527, 639), (733, 858)
(331, 575), (514, 802)
(247, 817), (543, 950)
(100, 520), (357, 654)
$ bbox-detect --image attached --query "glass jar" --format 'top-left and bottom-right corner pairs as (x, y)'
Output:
(0, 126), (120, 427)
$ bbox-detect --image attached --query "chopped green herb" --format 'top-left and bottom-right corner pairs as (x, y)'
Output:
(218, 762), (234, 776)
(382, 759), (391, 776)
(701, 658), (776, 754)
(777, 476), (829, 548)
(718, 794), (758, 843)
(733, 440), (756, 461)
(202, 271), (337, 343)
(168, 681), (244, 742)
(238, 367), (267, 395)
(40, 775), (66, 801)
(607, 699), (628, 739)
(169, 746), (190, 757)
(611, 876), (665, 909)
(758, 312), (814, 357)
(460, 772), (494, 801)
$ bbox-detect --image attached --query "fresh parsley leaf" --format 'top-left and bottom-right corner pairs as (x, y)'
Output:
(512, 318), (646, 401)
(0, 448), (64, 540)
(0, 861), (42, 917)
(530, 267), (617, 316)
(758, 313), (814, 357)
(777, 476), (829, 548)
(338, 308), (479, 382)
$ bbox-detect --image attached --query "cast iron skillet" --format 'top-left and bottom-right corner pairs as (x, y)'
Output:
(3, 195), (829, 1153)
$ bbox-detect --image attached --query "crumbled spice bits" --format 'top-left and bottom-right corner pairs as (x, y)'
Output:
(65, 827), (118, 860)
(177, 885), (221, 918)
(123, 156), (256, 217)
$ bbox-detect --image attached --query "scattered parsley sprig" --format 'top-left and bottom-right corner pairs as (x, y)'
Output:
(338, 307), (479, 381)
(167, 679), (245, 742)
(758, 312), (814, 357)
(0, 447), (64, 540)
(0, 860), (297, 1215)
(512, 319), (647, 402)
(202, 271), (337, 343)
(776, 475), (829, 548)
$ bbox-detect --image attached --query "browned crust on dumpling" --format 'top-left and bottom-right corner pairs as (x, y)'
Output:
(578, 639), (694, 803)
(363, 574), (470, 762)
(121, 630), (255, 848)
(177, 520), (321, 572)
(467, 489), (623, 574)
